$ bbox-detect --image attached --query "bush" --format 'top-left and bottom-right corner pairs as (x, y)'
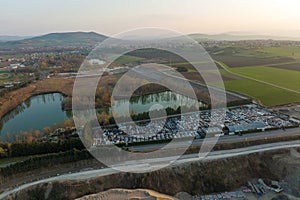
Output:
(8, 137), (85, 157)
(176, 66), (188, 72)
(0, 149), (92, 177)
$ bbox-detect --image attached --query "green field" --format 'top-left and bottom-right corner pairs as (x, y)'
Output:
(259, 46), (300, 59)
(228, 66), (300, 92)
(114, 55), (144, 65)
(223, 79), (300, 107)
(216, 62), (300, 107)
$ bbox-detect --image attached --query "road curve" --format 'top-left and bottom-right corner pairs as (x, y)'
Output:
(1, 139), (300, 199)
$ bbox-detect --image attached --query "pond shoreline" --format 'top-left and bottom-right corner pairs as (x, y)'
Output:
(0, 93), (71, 141)
(0, 78), (73, 121)
(0, 90), (69, 120)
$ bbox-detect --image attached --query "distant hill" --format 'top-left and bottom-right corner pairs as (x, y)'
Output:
(0, 36), (32, 42)
(189, 33), (300, 41)
(1, 31), (300, 51)
(0, 32), (108, 48)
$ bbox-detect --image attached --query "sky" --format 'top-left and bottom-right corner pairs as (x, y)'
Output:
(1, 0), (300, 37)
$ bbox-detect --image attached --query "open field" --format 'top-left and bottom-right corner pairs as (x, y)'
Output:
(223, 79), (300, 107)
(33, 78), (74, 96)
(211, 46), (300, 107)
(268, 62), (300, 71)
(210, 47), (295, 68)
(259, 46), (300, 59)
(114, 55), (144, 65)
(212, 54), (294, 68)
(228, 66), (300, 93)
(214, 62), (300, 107)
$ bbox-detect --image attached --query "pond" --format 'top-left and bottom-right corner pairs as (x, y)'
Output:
(0, 91), (206, 142)
(0, 93), (71, 142)
(110, 91), (206, 117)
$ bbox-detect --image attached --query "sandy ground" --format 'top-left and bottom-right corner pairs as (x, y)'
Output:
(75, 189), (299, 200)
(76, 188), (176, 200)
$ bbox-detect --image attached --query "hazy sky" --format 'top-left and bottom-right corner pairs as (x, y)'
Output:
(1, 0), (300, 36)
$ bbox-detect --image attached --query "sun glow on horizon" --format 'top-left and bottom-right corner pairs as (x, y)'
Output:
(0, 0), (300, 36)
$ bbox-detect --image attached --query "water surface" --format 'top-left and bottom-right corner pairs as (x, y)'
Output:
(0, 93), (71, 141)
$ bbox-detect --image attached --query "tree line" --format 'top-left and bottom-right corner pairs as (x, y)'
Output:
(0, 148), (93, 177)
(0, 137), (84, 158)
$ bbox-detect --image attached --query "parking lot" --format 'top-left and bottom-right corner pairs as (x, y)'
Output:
(92, 104), (300, 146)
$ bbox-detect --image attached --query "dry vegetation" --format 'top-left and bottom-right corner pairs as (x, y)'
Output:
(34, 78), (74, 96)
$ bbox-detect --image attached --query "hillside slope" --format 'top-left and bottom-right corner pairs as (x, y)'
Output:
(0, 32), (107, 49)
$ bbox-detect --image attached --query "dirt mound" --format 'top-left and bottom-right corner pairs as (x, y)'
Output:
(75, 189), (176, 200)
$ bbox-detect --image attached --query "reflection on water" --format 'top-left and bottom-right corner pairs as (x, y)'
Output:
(110, 91), (206, 117)
(0, 91), (206, 142)
(0, 93), (71, 142)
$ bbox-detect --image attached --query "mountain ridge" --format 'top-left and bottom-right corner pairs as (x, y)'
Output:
(0, 31), (108, 48)
(1, 31), (300, 50)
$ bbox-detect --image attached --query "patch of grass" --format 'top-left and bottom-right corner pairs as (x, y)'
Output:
(0, 156), (32, 166)
(114, 55), (144, 65)
(211, 69), (241, 81)
(0, 71), (11, 81)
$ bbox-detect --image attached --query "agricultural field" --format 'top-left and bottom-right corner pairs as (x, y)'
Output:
(267, 62), (300, 71)
(215, 60), (300, 107)
(209, 46), (295, 68)
(207, 45), (300, 107)
(227, 66), (300, 92)
(223, 79), (300, 107)
(258, 46), (300, 59)
(114, 55), (144, 65)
